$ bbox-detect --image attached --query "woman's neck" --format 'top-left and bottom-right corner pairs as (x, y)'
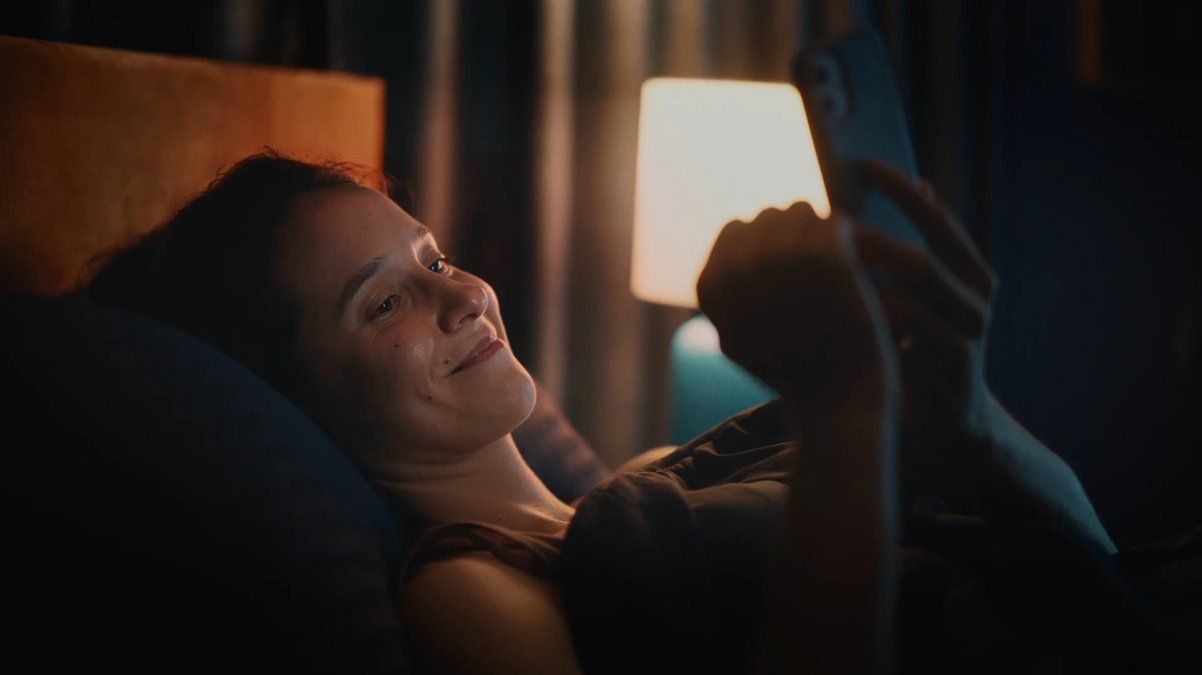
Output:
(373, 433), (575, 536)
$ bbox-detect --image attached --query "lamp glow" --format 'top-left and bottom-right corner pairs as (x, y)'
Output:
(631, 78), (831, 308)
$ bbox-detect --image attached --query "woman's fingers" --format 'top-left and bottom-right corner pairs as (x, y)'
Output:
(698, 202), (842, 308)
(858, 160), (997, 300)
(698, 201), (898, 398)
(785, 199), (819, 220)
(872, 285), (969, 362)
(854, 225), (988, 339)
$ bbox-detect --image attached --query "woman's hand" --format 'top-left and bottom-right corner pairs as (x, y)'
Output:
(855, 162), (1118, 554)
(697, 201), (898, 408)
(852, 160), (1000, 480)
(709, 203), (903, 675)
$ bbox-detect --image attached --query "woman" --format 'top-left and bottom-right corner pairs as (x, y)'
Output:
(83, 152), (1177, 674)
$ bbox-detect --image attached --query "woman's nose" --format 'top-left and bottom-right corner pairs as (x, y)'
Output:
(437, 278), (489, 333)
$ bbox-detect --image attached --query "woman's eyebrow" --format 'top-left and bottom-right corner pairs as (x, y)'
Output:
(337, 255), (386, 315)
(336, 225), (430, 315)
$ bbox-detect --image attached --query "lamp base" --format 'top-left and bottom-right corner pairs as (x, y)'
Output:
(669, 314), (775, 445)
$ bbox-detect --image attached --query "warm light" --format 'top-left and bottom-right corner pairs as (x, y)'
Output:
(631, 78), (831, 308)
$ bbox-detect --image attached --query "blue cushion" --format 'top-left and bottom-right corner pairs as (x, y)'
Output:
(1, 293), (409, 673)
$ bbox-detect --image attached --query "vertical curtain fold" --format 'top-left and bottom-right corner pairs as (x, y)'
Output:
(418, 0), (459, 245)
(568, 0), (654, 468)
(534, 0), (576, 403)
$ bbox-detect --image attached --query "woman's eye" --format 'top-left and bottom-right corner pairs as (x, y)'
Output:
(429, 256), (454, 275)
(369, 295), (400, 321)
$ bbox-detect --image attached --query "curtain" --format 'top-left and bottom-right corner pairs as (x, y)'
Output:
(414, 0), (807, 467)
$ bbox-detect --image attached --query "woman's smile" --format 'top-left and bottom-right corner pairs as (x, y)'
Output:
(452, 335), (504, 375)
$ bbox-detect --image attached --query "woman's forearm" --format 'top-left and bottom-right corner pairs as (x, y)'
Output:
(964, 396), (1116, 556)
(757, 386), (899, 675)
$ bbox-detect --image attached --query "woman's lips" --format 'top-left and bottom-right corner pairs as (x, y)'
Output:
(452, 336), (502, 374)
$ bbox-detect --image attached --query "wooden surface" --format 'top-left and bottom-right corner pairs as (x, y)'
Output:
(0, 35), (385, 294)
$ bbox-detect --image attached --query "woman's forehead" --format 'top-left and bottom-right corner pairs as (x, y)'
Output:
(276, 186), (429, 302)
(284, 187), (426, 261)
(293, 185), (419, 240)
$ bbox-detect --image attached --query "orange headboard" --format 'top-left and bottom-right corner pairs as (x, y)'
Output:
(0, 35), (385, 294)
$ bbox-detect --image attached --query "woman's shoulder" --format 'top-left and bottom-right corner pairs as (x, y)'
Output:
(400, 547), (582, 674)
(401, 525), (562, 618)
(402, 520), (562, 585)
(402, 548), (554, 603)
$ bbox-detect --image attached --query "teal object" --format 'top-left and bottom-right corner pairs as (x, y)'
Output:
(669, 314), (776, 445)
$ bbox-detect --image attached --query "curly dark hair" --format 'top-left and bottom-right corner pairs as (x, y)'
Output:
(82, 150), (382, 407)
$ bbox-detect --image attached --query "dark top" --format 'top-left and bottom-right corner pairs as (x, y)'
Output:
(401, 400), (1202, 674)
(559, 399), (792, 675)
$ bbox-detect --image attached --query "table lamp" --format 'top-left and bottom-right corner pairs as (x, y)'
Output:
(630, 78), (831, 443)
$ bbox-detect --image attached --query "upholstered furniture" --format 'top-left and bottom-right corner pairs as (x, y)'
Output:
(1, 35), (607, 672)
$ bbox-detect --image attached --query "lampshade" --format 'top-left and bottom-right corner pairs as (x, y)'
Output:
(631, 78), (831, 308)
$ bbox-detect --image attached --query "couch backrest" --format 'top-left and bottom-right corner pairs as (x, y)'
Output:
(2, 293), (411, 673)
(0, 36), (408, 672)
(0, 35), (384, 294)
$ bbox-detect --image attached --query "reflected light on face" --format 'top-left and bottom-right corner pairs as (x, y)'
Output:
(271, 185), (536, 470)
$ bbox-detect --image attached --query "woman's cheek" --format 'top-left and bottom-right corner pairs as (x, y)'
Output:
(485, 298), (506, 342)
(391, 333), (436, 399)
(368, 336), (449, 449)
(341, 325), (431, 414)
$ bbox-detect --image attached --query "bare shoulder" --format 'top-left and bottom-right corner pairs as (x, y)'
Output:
(400, 554), (583, 675)
(402, 553), (556, 611)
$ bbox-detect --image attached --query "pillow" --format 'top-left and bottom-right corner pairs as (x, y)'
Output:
(513, 380), (610, 503)
(0, 293), (409, 673)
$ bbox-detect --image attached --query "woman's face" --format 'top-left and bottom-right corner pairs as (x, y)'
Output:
(271, 185), (536, 468)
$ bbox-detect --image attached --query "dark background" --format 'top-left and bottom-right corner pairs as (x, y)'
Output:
(3, 0), (1199, 548)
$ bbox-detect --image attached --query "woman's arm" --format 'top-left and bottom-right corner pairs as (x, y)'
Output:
(855, 160), (1116, 556)
(401, 556), (583, 675)
(696, 203), (902, 675)
(967, 396), (1117, 553)
(757, 386), (899, 675)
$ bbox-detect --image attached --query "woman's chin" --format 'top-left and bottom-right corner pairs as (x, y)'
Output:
(458, 343), (532, 394)
(451, 358), (535, 442)
(496, 363), (537, 430)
